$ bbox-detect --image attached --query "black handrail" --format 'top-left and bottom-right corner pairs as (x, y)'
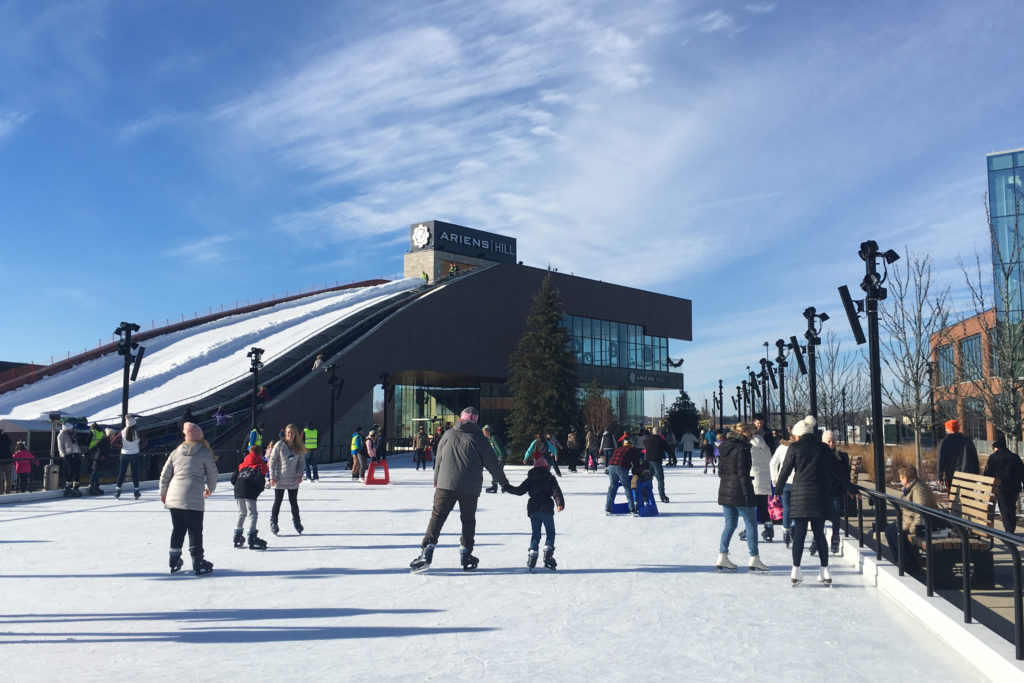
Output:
(847, 482), (1024, 660)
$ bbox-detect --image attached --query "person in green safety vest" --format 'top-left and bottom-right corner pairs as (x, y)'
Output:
(350, 427), (364, 480)
(303, 421), (319, 482)
(85, 424), (110, 495)
(482, 424), (507, 494)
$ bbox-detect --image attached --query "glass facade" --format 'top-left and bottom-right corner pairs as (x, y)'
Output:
(962, 398), (987, 441)
(561, 314), (675, 372)
(988, 150), (1024, 322)
(393, 385), (481, 439)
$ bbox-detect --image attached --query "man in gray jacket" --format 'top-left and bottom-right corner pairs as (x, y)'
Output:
(410, 407), (510, 572)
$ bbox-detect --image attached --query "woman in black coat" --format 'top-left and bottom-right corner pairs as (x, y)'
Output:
(716, 424), (768, 572)
(774, 416), (851, 586)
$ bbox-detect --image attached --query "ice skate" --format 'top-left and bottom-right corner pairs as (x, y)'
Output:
(830, 534), (840, 555)
(818, 566), (833, 586)
(88, 484), (104, 495)
(293, 518), (303, 535)
(410, 543), (435, 573)
(761, 524), (774, 542)
(716, 552), (737, 572)
(248, 531), (268, 550)
(739, 529), (747, 542)
(484, 484), (498, 494)
(114, 486), (122, 499)
(790, 566), (803, 587)
(190, 547), (213, 576)
(460, 547), (479, 571)
(134, 488), (141, 500)
(543, 546), (557, 571)
(783, 530), (791, 548)
(660, 494), (670, 503)
(748, 555), (769, 572)
(527, 549), (538, 572)
(270, 519), (280, 536)
(233, 530), (245, 548)
(169, 549), (183, 574)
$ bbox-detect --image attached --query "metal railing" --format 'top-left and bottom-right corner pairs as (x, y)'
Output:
(844, 483), (1024, 660)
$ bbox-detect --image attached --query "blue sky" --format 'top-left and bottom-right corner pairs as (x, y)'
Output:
(1, 0), (1023, 412)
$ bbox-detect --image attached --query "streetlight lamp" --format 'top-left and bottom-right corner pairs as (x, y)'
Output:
(803, 307), (830, 423)
(775, 339), (790, 434)
(717, 379), (724, 431)
(247, 347), (265, 429)
(114, 322), (144, 426)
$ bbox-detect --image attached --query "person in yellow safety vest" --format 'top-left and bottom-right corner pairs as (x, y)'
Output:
(421, 271), (429, 283)
(248, 424), (264, 450)
(350, 426), (364, 480)
(303, 421), (319, 482)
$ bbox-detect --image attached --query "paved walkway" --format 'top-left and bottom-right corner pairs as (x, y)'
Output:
(0, 461), (994, 682)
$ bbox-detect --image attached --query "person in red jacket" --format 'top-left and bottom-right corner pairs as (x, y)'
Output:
(233, 446), (270, 550)
(12, 442), (39, 493)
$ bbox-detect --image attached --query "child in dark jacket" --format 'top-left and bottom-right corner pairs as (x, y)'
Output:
(505, 455), (565, 570)
(233, 446), (270, 550)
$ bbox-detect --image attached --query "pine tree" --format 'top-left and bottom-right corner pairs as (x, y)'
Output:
(507, 273), (579, 452)
(663, 389), (700, 440)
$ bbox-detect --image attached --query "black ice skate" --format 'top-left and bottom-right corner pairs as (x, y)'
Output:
(88, 484), (104, 495)
(233, 530), (246, 548)
(830, 535), (840, 555)
(248, 531), (268, 550)
(527, 549), (538, 572)
(460, 547), (479, 571)
(114, 486), (122, 499)
(762, 525), (774, 542)
(293, 518), (303, 535)
(134, 487), (141, 500)
(410, 543), (435, 573)
(169, 549), (183, 574)
(270, 519), (280, 536)
(190, 547), (213, 576)
(484, 484), (498, 494)
(543, 546), (557, 571)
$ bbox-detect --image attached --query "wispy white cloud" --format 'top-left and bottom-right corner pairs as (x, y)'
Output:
(745, 4), (777, 14)
(0, 109), (29, 142)
(118, 110), (184, 142)
(694, 10), (740, 35)
(165, 235), (234, 266)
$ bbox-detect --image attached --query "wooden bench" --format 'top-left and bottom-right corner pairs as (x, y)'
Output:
(913, 472), (999, 589)
(849, 455), (862, 485)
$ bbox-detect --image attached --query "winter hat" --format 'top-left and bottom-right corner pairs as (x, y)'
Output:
(105, 428), (117, 438)
(944, 419), (960, 434)
(533, 455), (549, 468)
(792, 416), (816, 437)
(183, 422), (204, 442)
(126, 416), (137, 427)
(459, 406), (480, 423)
(821, 430), (834, 444)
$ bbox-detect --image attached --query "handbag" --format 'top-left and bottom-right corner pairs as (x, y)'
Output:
(767, 491), (784, 522)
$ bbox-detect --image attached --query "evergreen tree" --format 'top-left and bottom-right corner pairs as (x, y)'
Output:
(663, 389), (700, 439)
(507, 273), (579, 452)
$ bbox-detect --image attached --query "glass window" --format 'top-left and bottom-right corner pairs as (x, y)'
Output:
(989, 153), (1014, 171)
(963, 398), (986, 441)
(936, 344), (954, 385)
(1016, 152), (1024, 167)
(989, 168), (1022, 218)
(959, 334), (983, 381)
(583, 338), (593, 365)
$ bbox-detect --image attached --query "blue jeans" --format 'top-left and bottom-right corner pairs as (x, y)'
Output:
(781, 484), (793, 530)
(529, 512), (555, 551)
(116, 454), (141, 489)
(720, 505), (759, 555)
(606, 465), (636, 512)
(304, 449), (318, 480)
(648, 461), (665, 497)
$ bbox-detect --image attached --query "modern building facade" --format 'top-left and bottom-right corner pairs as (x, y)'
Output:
(988, 148), (1024, 322)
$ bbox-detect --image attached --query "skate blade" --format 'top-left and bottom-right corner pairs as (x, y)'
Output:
(409, 564), (430, 574)
(790, 580), (802, 587)
(716, 566), (737, 572)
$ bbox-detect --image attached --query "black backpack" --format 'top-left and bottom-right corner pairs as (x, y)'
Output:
(233, 466), (264, 498)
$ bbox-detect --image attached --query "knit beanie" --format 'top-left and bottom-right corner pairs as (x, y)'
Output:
(792, 416), (816, 437)
(126, 416), (137, 427)
(821, 429), (834, 443)
(183, 422), (204, 442)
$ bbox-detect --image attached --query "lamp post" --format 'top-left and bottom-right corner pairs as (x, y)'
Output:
(247, 347), (265, 429)
(741, 379), (749, 423)
(841, 387), (848, 446)
(114, 322), (144, 426)
(718, 379), (724, 430)
(858, 240), (900, 529)
(802, 307), (829, 424)
(775, 339), (789, 434)
(748, 368), (761, 421)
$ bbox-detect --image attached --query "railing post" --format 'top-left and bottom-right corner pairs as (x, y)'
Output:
(894, 503), (904, 576)
(857, 494), (865, 548)
(1007, 543), (1024, 661)
(923, 516), (935, 597)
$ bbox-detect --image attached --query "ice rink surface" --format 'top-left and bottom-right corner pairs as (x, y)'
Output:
(0, 460), (983, 682)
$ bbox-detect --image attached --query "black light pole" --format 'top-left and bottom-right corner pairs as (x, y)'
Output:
(114, 322), (144, 426)
(735, 386), (742, 422)
(858, 240), (900, 527)
(741, 380), (748, 423)
(247, 347), (265, 429)
(841, 387), (848, 446)
(718, 380), (724, 431)
(803, 307), (829, 424)
(749, 368), (761, 421)
(775, 339), (789, 434)
(326, 363), (342, 462)
(924, 362), (937, 449)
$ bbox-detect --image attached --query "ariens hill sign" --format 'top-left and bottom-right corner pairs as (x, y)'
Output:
(409, 220), (517, 264)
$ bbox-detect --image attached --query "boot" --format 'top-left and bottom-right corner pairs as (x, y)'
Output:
(830, 534), (840, 555)
(748, 555), (769, 572)
(790, 566), (803, 586)
(527, 549), (538, 571)
(114, 486), (122, 499)
(134, 487), (141, 500)
(660, 494), (670, 503)
(818, 566), (833, 586)
(64, 483), (74, 497)
(410, 543), (435, 572)
(248, 531), (268, 550)
(72, 485), (82, 497)
(190, 547), (213, 576)
(716, 552), (737, 571)
(169, 549), (183, 574)
(460, 547), (479, 571)
(270, 518), (280, 535)
(293, 518), (303, 535)
(762, 524), (774, 542)
(233, 529), (246, 548)
(543, 546), (557, 571)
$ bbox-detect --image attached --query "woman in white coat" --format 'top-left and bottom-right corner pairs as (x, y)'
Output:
(269, 423), (307, 536)
(159, 422), (218, 575)
(746, 430), (775, 542)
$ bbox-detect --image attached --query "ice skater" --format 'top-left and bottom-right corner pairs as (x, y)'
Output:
(504, 452), (564, 571)
(268, 424), (307, 535)
(233, 445), (270, 550)
(159, 422), (218, 575)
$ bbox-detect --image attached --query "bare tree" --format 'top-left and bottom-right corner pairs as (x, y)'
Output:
(581, 381), (613, 435)
(880, 251), (949, 473)
(941, 194), (1024, 453)
(817, 331), (869, 436)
